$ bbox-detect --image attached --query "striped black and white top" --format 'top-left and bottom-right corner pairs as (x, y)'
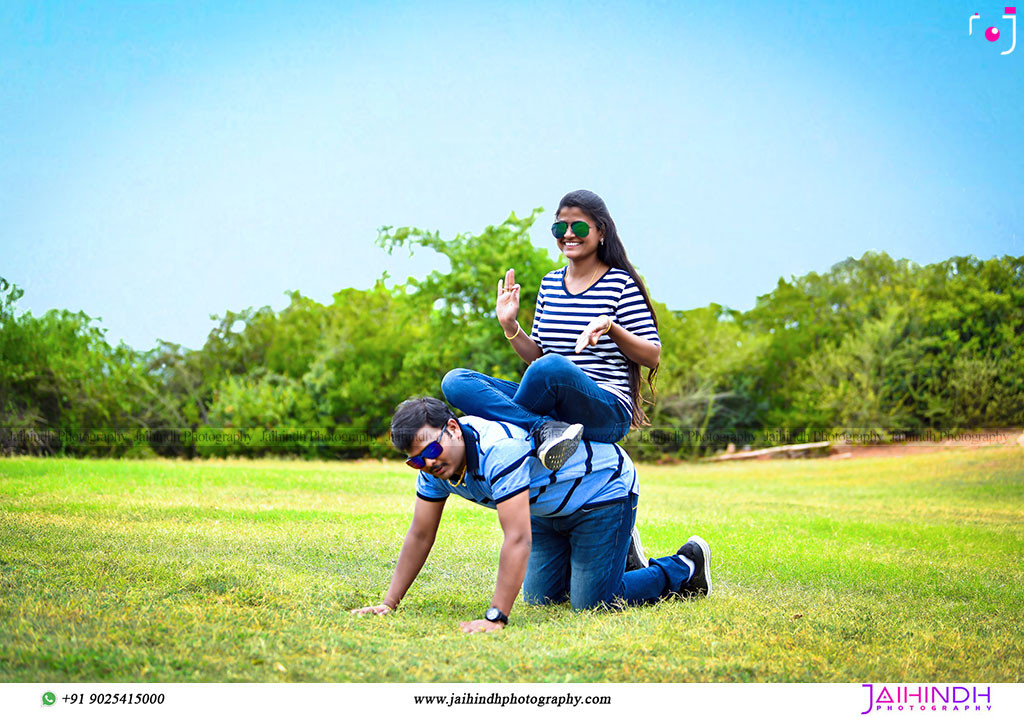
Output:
(529, 267), (660, 413)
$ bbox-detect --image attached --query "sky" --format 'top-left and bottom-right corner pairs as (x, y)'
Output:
(2, 0), (1022, 351)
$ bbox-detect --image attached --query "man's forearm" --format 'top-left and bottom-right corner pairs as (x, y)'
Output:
(384, 531), (434, 608)
(490, 533), (531, 615)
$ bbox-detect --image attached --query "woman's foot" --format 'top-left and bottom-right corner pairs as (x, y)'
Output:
(532, 421), (583, 471)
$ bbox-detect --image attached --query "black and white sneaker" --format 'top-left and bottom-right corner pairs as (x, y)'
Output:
(677, 535), (712, 598)
(625, 525), (649, 571)
(533, 421), (583, 471)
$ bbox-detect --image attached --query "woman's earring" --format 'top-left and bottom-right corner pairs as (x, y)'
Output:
(600, 237), (604, 246)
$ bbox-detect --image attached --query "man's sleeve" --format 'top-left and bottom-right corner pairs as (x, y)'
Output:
(487, 439), (535, 504)
(415, 470), (450, 502)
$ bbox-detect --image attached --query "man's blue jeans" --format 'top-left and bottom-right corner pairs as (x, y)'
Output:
(522, 494), (692, 609)
(441, 354), (632, 443)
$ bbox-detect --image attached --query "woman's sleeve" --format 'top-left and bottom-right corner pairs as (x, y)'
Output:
(529, 279), (546, 348)
(615, 275), (661, 346)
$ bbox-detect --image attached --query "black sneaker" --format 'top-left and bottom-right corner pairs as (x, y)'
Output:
(532, 421), (583, 471)
(676, 535), (712, 598)
(625, 524), (649, 571)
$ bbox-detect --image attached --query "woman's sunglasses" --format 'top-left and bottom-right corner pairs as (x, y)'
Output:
(406, 428), (447, 469)
(551, 220), (591, 239)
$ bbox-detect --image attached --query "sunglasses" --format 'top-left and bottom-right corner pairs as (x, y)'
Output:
(406, 428), (447, 469)
(551, 220), (592, 239)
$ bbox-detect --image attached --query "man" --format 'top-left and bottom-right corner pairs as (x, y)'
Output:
(351, 397), (711, 633)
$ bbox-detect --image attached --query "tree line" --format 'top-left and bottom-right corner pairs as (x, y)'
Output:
(2, 208), (1022, 459)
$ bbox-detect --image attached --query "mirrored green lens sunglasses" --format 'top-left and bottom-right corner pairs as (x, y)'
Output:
(551, 220), (591, 239)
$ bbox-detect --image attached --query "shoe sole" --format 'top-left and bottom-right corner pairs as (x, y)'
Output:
(538, 423), (583, 471)
(686, 534), (712, 597)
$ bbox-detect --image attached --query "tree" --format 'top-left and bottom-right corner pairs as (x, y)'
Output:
(376, 208), (560, 384)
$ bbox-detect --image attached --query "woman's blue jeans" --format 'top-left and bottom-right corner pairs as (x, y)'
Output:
(441, 354), (632, 443)
(522, 494), (692, 610)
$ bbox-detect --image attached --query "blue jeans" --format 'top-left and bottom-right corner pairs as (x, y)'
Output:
(522, 494), (692, 610)
(441, 354), (632, 443)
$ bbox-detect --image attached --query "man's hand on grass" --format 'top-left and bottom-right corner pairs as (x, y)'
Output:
(350, 604), (393, 616)
(459, 619), (504, 634)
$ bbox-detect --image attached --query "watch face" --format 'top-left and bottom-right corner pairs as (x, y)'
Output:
(485, 607), (500, 621)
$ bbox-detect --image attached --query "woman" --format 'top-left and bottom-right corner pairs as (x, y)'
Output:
(442, 189), (661, 471)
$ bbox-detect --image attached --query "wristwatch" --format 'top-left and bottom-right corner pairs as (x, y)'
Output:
(484, 606), (508, 625)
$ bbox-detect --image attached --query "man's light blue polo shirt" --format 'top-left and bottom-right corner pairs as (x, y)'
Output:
(415, 416), (638, 517)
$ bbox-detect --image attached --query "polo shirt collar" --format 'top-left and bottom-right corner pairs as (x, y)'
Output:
(459, 419), (481, 478)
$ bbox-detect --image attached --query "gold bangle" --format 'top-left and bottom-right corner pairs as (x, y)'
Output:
(601, 316), (613, 335)
(504, 323), (521, 340)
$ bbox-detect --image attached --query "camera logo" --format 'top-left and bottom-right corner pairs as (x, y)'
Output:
(970, 7), (1017, 54)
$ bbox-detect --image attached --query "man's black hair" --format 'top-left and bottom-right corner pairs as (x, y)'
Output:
(390, 396), (456, 452)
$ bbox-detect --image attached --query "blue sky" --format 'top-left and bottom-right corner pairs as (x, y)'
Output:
(2, 1), (1022, 350)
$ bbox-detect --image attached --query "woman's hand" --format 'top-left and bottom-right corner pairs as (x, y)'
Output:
(574, 315), (612, 353)
(350, 603), (393, 616)
(496, 268), (521, 333)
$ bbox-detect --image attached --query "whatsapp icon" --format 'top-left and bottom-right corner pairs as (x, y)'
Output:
(42, 692), (56, 706)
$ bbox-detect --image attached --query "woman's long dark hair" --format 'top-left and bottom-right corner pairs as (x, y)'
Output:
(557, 189), (659, 427)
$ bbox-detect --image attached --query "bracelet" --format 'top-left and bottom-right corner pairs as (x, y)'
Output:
(383, 598), (398, 610)
(600, 316), (613, 336)
(504, 323), (521, 340)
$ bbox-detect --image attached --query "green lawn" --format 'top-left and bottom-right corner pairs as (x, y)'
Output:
(1, 449), (1022, 682)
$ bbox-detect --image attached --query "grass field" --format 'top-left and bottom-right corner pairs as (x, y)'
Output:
(1, 448), (1023, 682)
